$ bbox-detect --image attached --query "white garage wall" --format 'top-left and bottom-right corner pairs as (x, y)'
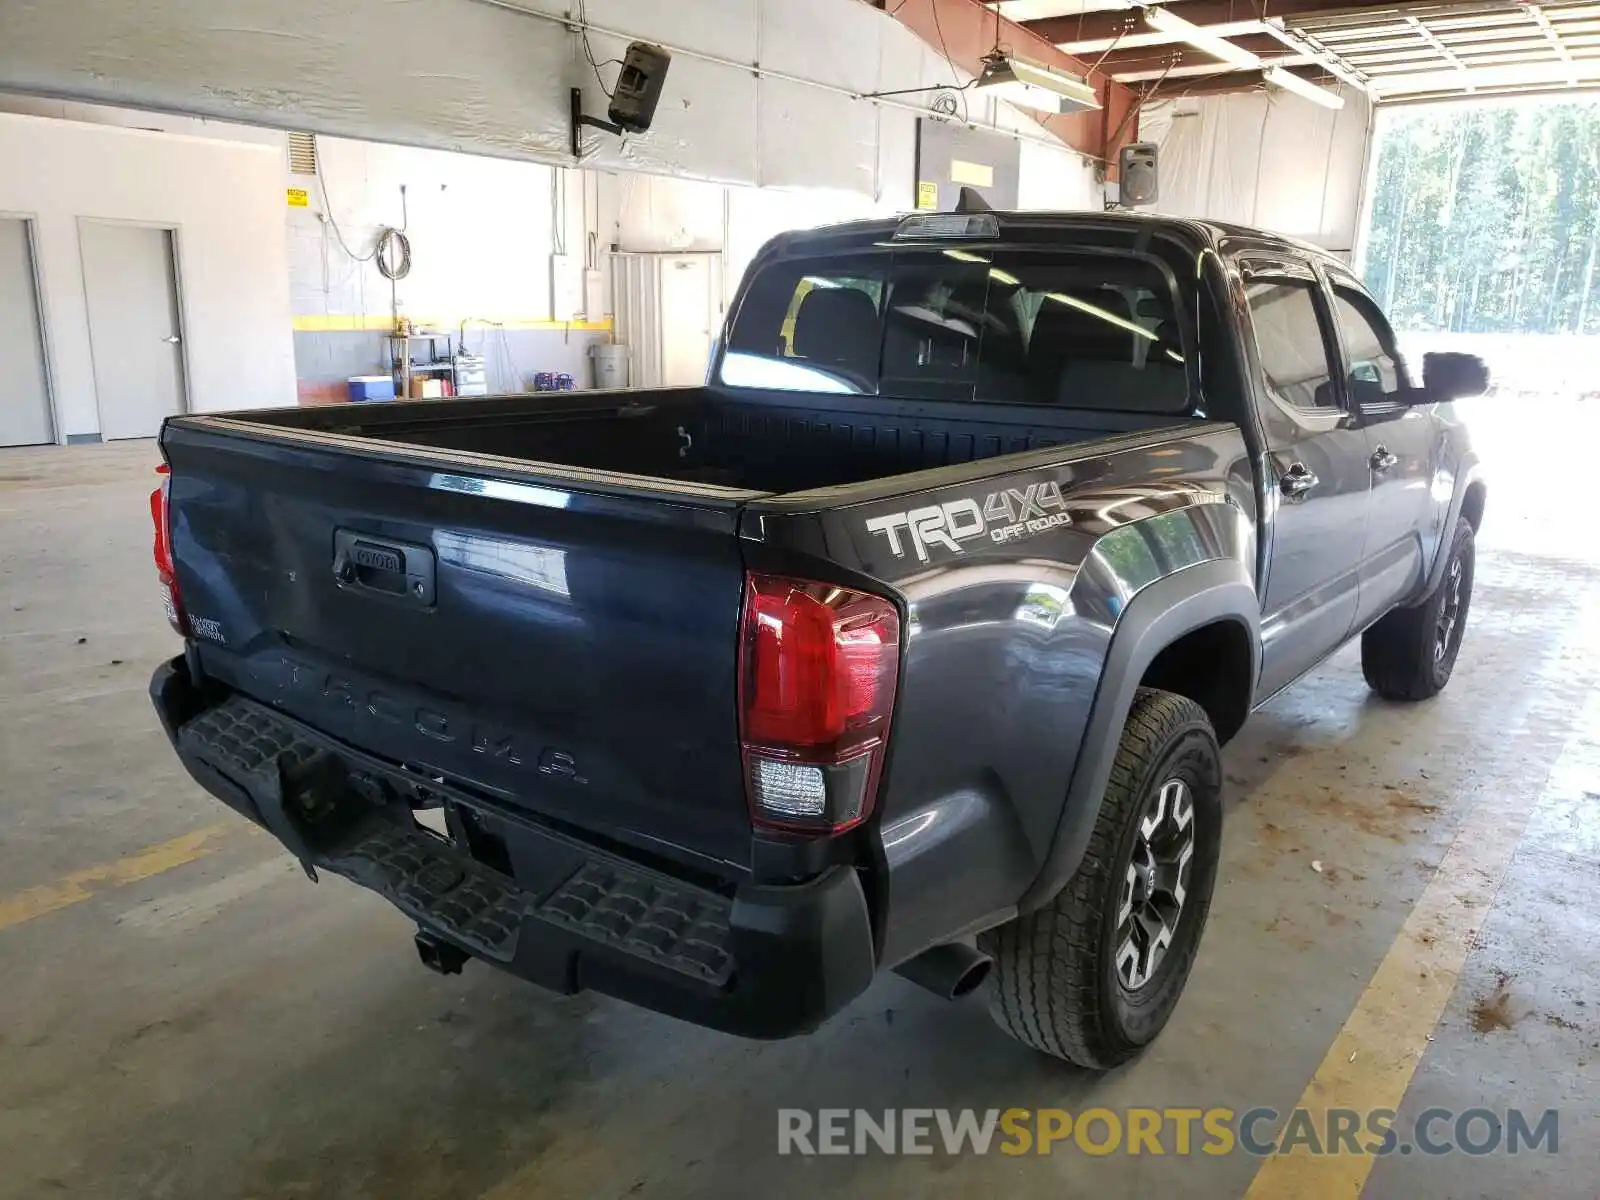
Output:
(0, 112), (295, 440)
(285, 135), (626, 399)
(292, 137), (568, 327)
(1019, 140), (1102, 212)
(1142, 89), (1375, 255)
(610, 178), (894, 293)
(290, 144), (898, 393)
(0, 73), (1101, 421)
(0, 99), (593, 334)
(609, 175), (728, 255)
(606, 147), (1100, 315)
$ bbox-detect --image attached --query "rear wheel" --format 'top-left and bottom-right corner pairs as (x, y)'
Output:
(1361, 517), (1475, 702)
(980, 689), (1222, 1069)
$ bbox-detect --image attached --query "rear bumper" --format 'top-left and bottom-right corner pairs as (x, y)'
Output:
(151, 657), (876, 1039)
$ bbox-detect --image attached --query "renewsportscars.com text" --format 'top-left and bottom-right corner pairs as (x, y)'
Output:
(777, 1107), (1559, 1158)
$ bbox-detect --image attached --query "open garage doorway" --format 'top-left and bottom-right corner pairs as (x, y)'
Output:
(1356, 96), (1600, 560)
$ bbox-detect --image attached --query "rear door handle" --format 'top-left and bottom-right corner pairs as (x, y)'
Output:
(1280, 463), (1319, 500)
(1370, 446), (1399, 471)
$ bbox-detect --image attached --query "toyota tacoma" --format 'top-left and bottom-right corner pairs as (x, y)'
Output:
(148, 209), (1488, 1068)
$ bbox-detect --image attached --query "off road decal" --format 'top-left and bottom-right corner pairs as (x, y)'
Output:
(865, 481), (1072, 563)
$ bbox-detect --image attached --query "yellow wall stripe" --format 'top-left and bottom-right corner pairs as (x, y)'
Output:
(291, 315), (613, 333)
(0, 824), (234, 931)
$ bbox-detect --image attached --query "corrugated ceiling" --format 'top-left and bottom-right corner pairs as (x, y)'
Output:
(1022, 1), (1600, 104)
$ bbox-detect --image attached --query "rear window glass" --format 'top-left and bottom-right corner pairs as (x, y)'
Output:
(721, 256), (887, 394)
(979, 254), (1187, 411)
(720, 248), (1189, 413)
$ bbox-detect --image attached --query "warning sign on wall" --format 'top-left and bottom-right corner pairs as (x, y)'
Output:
(916, 181), (939, 211)
(950, 160), (995, 188)
(286, 188), (309, 207)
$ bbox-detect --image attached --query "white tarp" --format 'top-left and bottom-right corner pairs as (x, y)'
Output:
(1144, 88), (1374, 255)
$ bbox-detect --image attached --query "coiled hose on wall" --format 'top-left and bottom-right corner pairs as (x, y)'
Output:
(373, 226), (411, 280)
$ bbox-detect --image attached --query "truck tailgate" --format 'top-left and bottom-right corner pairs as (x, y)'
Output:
(163, 420), (757, 875)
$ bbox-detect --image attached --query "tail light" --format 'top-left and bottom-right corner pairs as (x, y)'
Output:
(150, 464), (188, 636)
(739, 573), (900, 834)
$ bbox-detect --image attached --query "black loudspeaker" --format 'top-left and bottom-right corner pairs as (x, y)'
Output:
(1119, 142), (1159, 206)
(609, 43), (672, 133)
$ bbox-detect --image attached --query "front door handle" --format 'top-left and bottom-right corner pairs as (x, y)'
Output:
(1280, 462), (1319, 500)
(1370, 446), (1398, 471)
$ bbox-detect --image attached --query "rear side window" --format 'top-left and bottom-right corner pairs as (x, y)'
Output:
(1244, 279), (1339, 411)
(720, 248), (1191, 413)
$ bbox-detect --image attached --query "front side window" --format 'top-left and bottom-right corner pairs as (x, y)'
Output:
(1331, 287), (1404, 406)
(1244, 277), (1339, 412)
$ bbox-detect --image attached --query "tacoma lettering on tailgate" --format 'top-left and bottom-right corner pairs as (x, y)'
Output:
(256, 656), (530, 767)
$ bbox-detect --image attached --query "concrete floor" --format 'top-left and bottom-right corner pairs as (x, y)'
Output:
(1, 413), (1596, 1199)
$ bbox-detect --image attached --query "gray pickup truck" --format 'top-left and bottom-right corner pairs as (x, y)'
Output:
(149, 209), (1488, 1070)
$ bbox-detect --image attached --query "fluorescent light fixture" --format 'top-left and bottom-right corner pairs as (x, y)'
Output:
(1045, 292), (1158, 341)
(989, 267), (1021, 286)
(1264, 66), (1345, 109)
(1142, 6), (1261, 71)
(942, 248), (989, 264)
(975, 53), (1100, 116)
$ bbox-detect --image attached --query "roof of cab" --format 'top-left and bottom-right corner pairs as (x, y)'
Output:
(772, 209), (1341, 267)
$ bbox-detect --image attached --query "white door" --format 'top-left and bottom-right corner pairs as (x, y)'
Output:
(0, 218), (54, 446)
(659, 256), (715, 386)
(80, 222), (188, 440)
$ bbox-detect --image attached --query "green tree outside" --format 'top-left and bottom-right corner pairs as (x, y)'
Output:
(1359, 99), (1600, 335)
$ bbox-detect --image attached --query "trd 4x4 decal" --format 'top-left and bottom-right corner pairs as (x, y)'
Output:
(865, 481), (1072, 563)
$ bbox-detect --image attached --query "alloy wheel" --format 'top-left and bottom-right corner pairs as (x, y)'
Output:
(1436, 556), (1465, 665)
(1114, 778), (1196, 991)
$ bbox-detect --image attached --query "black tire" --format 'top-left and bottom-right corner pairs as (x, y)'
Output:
(1361, 517), (1475, 702)
(979, 689), (1222, 1069)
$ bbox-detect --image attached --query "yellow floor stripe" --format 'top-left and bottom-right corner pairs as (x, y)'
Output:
(1243, 784), (1541, 1197)
(0, 824), (233, 931)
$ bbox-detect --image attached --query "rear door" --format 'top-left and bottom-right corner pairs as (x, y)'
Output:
(1323, 274), (1436, 626)
(1237, 254), (1373, 698)
(163, 423), (755, 875)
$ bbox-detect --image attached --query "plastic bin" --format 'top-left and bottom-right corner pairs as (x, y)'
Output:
(589, 342), (629, 390)
(347, 375), (397, 403)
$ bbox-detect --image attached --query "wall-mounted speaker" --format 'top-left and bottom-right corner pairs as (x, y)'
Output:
(1119, 142), (1159, 207)
(609, 43), (671, 133)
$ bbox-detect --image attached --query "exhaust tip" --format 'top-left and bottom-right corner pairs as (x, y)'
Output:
(949, 955), (992, 998)
(894, 942), (994, 1001)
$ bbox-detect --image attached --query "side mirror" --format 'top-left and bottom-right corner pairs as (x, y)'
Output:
(1423, 352), (1489, 401)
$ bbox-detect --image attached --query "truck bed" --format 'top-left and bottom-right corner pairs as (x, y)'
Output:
(162, 384), (1211, 881)
(236, 386), (1199, 496)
